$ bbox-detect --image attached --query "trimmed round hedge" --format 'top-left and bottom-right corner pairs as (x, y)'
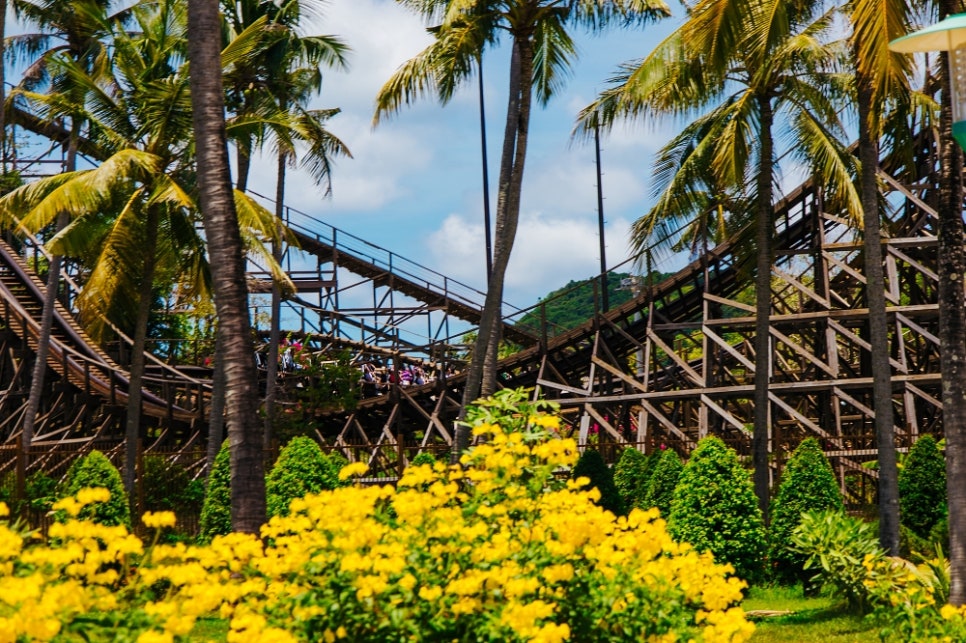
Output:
(266, 436), (344, 517)
(899, 434), (947, 539)
(571, 448), (625, 516)
(769, 437), (843, 584)
(668, 437), (765, 583)
(60, 450), (130, 528)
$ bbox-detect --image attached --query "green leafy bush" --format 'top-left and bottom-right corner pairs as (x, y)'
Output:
(613, 447), (657, 511)
(25, 471), (57, 513)
(898, 435), (946, 539)
(644, 448), (683, 517)
(790, 510), (881, 612)
(266, 436), (343, 517)
(769, 437), (844, 584)
(571, 448), (625, 516)
(0, 389), (755, 643)
(668, 437), (766, 583)
(198, 441), (231, 542)
(410, 452), (438, 467)
(59, 451), (130, 528)
(929, 516), (949, 555)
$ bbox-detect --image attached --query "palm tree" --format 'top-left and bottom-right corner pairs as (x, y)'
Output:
(375, 0), (671, 458)
(579, 0), (858, 518)
(848, 0), (919, 557)
(187, 0), (267, 533)
(5, 2), (285, 518)
(220, 0), (350, 444)
(934, 0), (966, 606)
(9, 0), (120, 448)
(222, 0), (347, 191)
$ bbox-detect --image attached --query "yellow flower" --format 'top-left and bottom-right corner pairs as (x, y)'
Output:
(143, 511), (177, 529)
(51, 497), (82, 517)
(76, 487), (111, 506)
(338, 462), (369, 481)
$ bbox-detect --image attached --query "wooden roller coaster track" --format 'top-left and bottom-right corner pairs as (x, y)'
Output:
(318, 133), (950, 501)
(0, 108), (953, 503)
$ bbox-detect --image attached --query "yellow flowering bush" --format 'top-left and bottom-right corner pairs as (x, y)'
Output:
(0, 389), (754, 642)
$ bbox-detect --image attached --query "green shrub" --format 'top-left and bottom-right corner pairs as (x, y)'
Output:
(266, 436), (343, 517)
(571, 448), (625, 516)
(790, 510), (882, 612)
(613, 447), (657, 511)
(410, 452), (438, 467)
(929, 516), (949, 555)
(667, 437), (766, 583)
(644, 448), (683, 517)
(898, 435), (946, 539)
(25, 471), (57, 513)
(59, 451), (130, 528)
(199, 441), (232, 542)
(769, 437), (844, 584)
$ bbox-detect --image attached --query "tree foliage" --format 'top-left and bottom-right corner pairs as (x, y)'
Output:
(516, 272), (665, 335)
(644, 448), (683, 518)
(266, 436), (344, 517)
(571, 448), (625, 516)
(668, 437), (765, 583)
(899, 435), (947, 540)
(60, 450), (130, 528)
(613, 447), (658, 512)
(769, 437), (844, 584)
(199, 441), (232, 542)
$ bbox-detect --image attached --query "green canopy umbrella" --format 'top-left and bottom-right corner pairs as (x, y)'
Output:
(891, 14), (966, 149)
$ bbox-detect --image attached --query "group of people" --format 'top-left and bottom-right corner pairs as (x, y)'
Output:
(359, 361), (431, 396)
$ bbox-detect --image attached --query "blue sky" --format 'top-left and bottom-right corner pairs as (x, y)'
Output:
(244, 0), (688, 310)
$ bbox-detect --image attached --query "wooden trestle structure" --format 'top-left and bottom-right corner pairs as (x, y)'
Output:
(0, 124), (952, 504)
(323, 135), (948, 502)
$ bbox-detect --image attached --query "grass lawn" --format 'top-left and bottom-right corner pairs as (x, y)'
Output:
(743, 585), (880, 642)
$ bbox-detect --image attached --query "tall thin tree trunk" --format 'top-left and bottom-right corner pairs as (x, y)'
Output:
(188, 0), (266, 534)
(21, 122), (78, 445)
(0, 0), (7, 172)
(456, 39), (532, 458)
(205, 334), (226, 478)
(856, 74), (900, 555)
(937, 10), (966, 601)
(124, 207), (159, 496)
(264, 149), (285, 445)
(236, 144), (251, 192)
(752, 93), (775, 521)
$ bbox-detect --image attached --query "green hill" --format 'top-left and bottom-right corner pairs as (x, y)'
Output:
(516, 271), (671, 336)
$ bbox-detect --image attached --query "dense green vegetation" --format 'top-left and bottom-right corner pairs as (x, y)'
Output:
(517, 271), (671, 335)
(769, 438), (844, 585)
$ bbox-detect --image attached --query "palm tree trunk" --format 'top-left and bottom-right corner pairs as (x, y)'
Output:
(0, 0), (7, 172)
(124, 207), (159, 496)
(187, 0), (266, 534)
(21, 122), (78, 446)
(856, 74), (900, 555)
(205, 335), (226, 478)
(236, 144), (251, 192)
(264, 149), (286, 445)
(937, 24), (966, 602)
(455, 38), (532, 456)
(752, 92), (775, 520)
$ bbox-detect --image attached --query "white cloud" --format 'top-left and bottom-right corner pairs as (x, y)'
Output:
(424, 211), (637, 308)
(244, 0), (682, 309)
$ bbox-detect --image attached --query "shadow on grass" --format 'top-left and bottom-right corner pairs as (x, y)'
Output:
(744, 587), (879, 642)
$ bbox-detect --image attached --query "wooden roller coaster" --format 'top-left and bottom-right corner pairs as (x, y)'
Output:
(0, 116), (953, 503)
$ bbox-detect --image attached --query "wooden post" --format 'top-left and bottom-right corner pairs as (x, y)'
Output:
(15, 434), (26, 518)
(136, 439), (145, 520)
